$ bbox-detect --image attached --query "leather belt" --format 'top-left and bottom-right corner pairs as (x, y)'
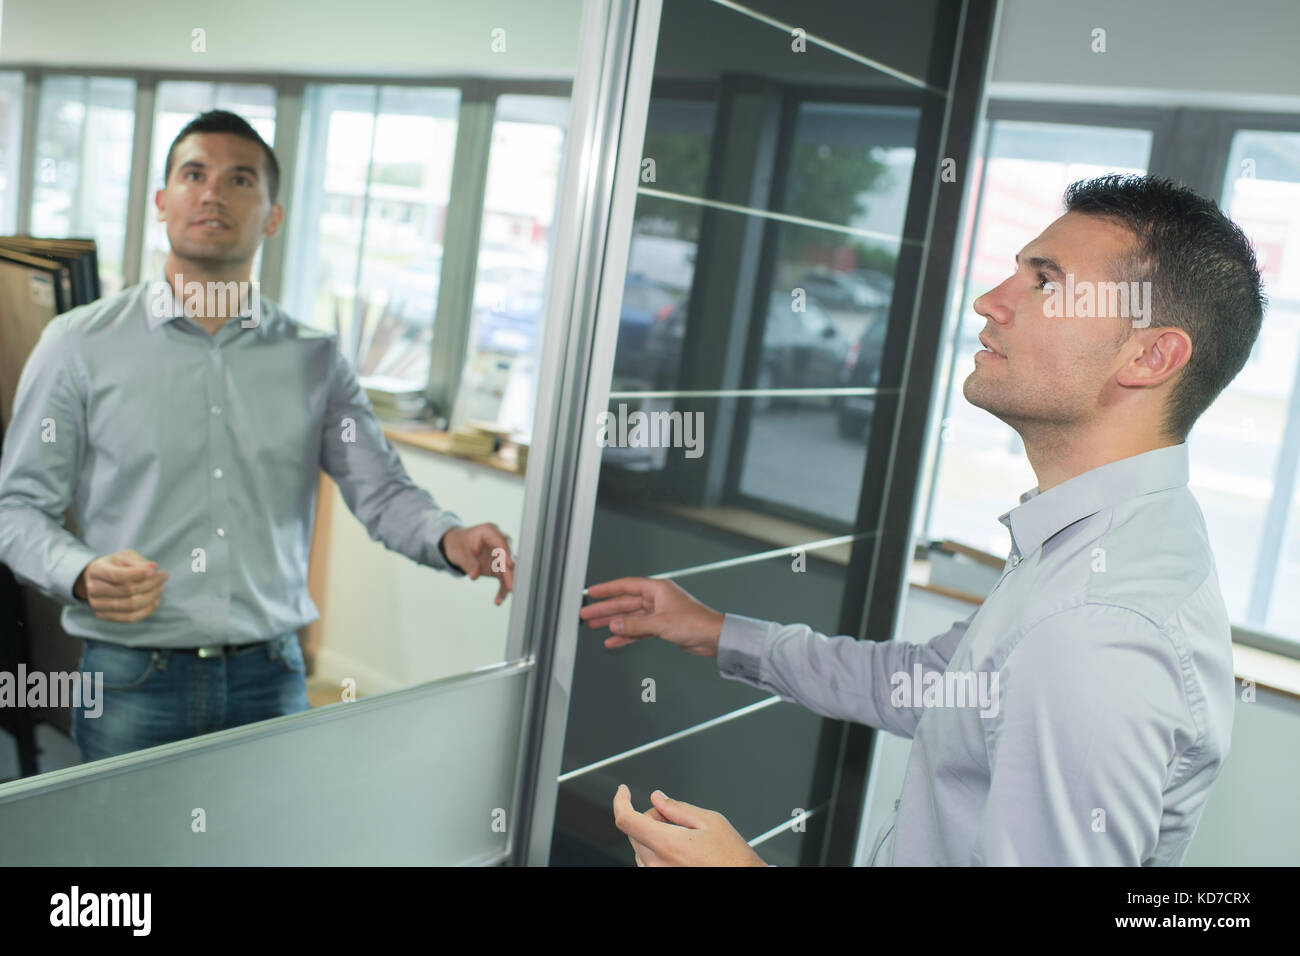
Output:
(171, 640), (270, 658)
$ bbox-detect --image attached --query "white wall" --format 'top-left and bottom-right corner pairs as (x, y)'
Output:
(0, 0), (583, 77)
(989, 0), (1300, 106)
(315, 443), (526, 696)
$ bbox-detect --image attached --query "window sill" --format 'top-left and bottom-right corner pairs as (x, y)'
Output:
(382, 424), (527, 478)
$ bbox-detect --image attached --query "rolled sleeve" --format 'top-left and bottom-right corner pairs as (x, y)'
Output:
(972, 605), (1187, 865)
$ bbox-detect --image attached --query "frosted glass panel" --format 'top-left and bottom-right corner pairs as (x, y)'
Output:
(0, 662), (528, 865)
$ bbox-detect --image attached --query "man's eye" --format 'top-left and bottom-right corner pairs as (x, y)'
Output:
(1036, 273), (1051, 291)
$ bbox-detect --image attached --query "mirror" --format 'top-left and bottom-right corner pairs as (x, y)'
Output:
(0, 0), (583, 779)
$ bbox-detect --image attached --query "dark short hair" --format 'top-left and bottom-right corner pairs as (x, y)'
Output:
(1063, 174), (1265, 442)
(163, 109), (280, 204)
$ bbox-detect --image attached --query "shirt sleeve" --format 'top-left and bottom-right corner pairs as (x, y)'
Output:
(971, 604), (1187, 865)
(317, 343), (465, 575)
(716, 607), (979, 739)
(0, 314), (100, 605)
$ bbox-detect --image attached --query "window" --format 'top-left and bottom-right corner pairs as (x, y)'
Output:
(286, 85), (459, 395)
(30, 76), (135, 296)
(0, 72), (24, 234)
(1214, 130), (1300, 638)
(459, 94), (570, 439)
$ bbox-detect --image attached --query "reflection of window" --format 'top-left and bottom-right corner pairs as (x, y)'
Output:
(920, 120), (1153, 557)
(288, 85), (459, 395)
(30, 76), (136, 296)
(735, 102), (919, 528)
(142, 81), (276, 284)
(0, 72), (24, 233)
(1216, 130), (1300, 642)
(460, 95), (569, 439)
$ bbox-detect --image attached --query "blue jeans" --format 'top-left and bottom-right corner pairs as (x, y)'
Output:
(72, 633), (310, 764)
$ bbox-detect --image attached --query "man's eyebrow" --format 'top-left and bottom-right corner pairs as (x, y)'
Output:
(176, 159), (260, 179)
(1014, 252), (1066, 279)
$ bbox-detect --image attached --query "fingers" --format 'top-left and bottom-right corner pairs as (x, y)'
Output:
(612, 784), (657, 847)
(580, 594), (649, 624)
(97, 559), (166, 591)
(648, 790), (708, 829)
(584, 577), (655, 600)
(89, 566), (167, 601)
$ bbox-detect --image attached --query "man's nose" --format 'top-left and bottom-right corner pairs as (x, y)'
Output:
(973, 280), (1013, 324)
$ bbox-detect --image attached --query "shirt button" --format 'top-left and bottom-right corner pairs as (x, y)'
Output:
(213, 468), (223, 478)
(210, 405), (221, 415)
(216, 528), (225, 537)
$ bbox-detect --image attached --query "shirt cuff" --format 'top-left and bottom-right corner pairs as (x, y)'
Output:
(425, 512), (466, 575)
(51, 541), (100, 606)
(717, 613), (771, 684)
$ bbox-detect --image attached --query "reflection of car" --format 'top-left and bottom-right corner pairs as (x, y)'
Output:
(795, 269), (889, 312)
(643, 291), (849, 406)
(613, 275), (681, 378)
(834, 316), (888, 439)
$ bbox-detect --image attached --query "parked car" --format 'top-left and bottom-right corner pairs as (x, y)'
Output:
(644, 291), (850, 407)
(795, 269), (890, 312)
(834, 315), (889, 439)
(613, 275), (681, 380)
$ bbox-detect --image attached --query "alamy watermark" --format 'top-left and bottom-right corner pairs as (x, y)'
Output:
(0, 667), (103, 718)
(595, 402), (704, 459)
(1043, 274), (1152, 328)
(890, 664), (1000, 718)
(148, 275), (262, 328)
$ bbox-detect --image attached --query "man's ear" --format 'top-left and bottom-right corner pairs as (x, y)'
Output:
(1117, 327), (1191, 388)
(263, 202), (285, 239)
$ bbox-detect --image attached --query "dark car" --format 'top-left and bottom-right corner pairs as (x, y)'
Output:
(795, 269), (890, 312)
(612, 275), (681, 381)
(644, 291), (849, 406)
(834, 316), (888, 438)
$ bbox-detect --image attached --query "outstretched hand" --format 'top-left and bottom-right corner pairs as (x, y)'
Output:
(440, 524), (515, 605)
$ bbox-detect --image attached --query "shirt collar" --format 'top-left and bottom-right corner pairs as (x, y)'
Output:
(142, 268), (269, 334)
(997, 442), (1190, 559)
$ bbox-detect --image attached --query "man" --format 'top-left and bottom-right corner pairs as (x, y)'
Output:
(581, 174), (1263, 866)
(0, 110), (514, 763)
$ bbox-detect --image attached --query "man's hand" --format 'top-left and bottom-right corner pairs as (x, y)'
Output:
(440, 524), (515, 605)
(613, 785), (768, 866)
(579, 577), (725, 657)
(73, 549), (169, 622)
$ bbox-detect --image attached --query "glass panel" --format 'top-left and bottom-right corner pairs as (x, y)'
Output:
(459, 94), (570, 440)
(556, 0), (967, 865)
(351, 87), (460, 393)
(142, 81), (276, 283)
(568, 506), (858, 775)
(554, 696), (837, 866)
(923, 121), (1153, 556)
(1216, 130), (1300, 639)
(0, 72), (24, 233)
(30, 76), (135, 296)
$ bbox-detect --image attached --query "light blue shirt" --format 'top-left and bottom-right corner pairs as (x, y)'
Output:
(718, 442), (1236, 865)
(0, 273), (463, 648)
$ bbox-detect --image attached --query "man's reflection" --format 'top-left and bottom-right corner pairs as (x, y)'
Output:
(0, 110), (515, 765)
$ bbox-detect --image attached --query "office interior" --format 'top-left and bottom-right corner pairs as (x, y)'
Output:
(0, 0), (1296, 866)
